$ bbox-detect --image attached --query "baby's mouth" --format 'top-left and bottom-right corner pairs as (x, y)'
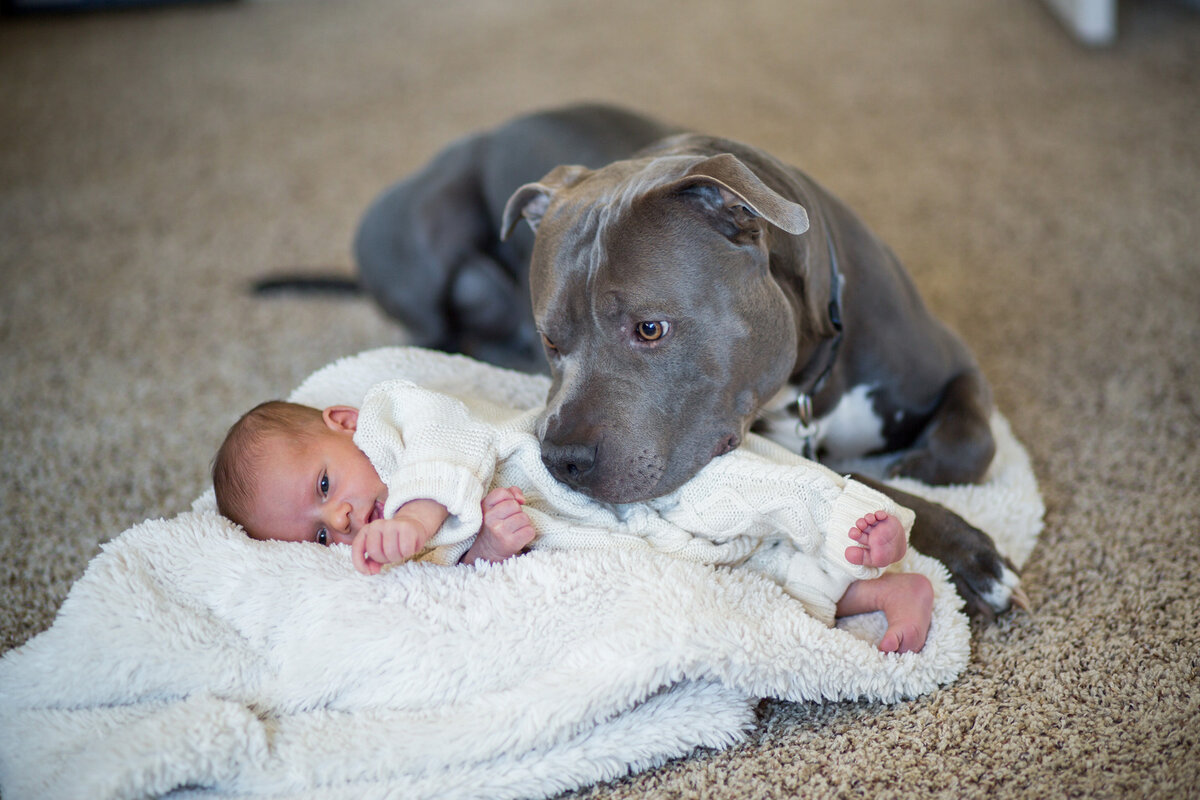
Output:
(368, 501), (383, 525)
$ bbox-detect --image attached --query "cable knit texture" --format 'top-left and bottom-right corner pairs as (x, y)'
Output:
(355, 378), (913, 624)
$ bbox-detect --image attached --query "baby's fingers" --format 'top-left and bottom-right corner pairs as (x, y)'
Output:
(351, 531), (382, 575)
(483, 486), (527, 510)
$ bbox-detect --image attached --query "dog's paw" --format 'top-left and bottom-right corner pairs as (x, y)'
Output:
(933, 530), (1027, 621)
(950, 554), (1029, 621)
(886, 450), (940, 483)
(902, 490), (1029, 622)
(887, 448), (986, 487)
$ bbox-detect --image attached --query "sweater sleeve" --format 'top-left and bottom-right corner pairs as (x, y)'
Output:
(354, 379), (499, 555)
(650, 440), (915, 623)
(660, 448), (912, 557)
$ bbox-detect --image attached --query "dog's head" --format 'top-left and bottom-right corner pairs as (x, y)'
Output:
(502, 153), (811, 503)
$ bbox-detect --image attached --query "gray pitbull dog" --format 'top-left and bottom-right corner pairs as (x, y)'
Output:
(355, 104), (1023, 619)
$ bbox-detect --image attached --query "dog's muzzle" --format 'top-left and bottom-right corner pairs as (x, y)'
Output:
(541, 441), (598, 488)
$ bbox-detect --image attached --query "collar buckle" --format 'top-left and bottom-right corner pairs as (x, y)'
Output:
(795, 393), (819, 460)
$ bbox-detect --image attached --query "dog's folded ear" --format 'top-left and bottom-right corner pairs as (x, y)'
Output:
(501, 164), (592, 239)
(669, 153), (810, 237)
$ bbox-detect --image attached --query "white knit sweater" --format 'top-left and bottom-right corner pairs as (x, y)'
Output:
(354, 379), (914, 624)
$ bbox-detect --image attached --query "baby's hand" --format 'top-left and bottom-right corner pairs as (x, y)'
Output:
(467, 486), (536, 564)
(351, 515), (434, 575)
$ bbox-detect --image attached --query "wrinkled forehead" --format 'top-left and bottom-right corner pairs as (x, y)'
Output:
(533, 200), (735, 323)
(534, 172), (723, 293)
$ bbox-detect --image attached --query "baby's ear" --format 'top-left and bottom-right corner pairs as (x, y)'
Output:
(323, 405), (359, 432)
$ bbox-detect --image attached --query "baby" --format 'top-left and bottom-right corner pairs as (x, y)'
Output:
(212, 399), (537, 567)
(214, 380), (933, 653)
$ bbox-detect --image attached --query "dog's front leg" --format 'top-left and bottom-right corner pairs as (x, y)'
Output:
(888, 369), (996, 485)
(853, 474), (1028, 621)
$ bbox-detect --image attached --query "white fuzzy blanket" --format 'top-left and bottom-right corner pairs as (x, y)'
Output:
(0, 347), (1044, 800)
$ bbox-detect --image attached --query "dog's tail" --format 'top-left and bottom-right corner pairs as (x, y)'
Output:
(252, 271), (363, 295)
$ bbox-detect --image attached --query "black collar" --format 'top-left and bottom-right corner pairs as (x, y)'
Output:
(791, 231), (844, 457)
(793, 231), (844, 397)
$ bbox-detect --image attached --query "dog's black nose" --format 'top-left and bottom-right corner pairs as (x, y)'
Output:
(541, 442), (597, 487)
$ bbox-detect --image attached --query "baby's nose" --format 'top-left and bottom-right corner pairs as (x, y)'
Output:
(324, 501), (353, 534)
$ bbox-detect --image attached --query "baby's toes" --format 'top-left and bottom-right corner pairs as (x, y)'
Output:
(879, 629), (902, 653)
(879, 625), (920, 653)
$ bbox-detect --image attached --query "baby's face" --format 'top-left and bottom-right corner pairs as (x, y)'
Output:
(243, 415), (387, 546)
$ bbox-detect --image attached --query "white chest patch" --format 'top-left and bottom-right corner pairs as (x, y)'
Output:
(757, 383), (886, 460)
(817, 384), (887, 459)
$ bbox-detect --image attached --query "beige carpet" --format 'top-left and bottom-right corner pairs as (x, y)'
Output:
(2, 1), (1198, 797)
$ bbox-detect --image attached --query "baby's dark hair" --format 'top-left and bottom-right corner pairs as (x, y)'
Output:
(212, 400), (325, 535)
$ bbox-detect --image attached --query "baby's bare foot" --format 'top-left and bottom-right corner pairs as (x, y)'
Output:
(876, 573), (934, 653)
(845, 510), (907, 568)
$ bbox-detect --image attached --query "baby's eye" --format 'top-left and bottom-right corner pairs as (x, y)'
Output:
(316, 528), (328, 546)
(319, 472), (329, 497)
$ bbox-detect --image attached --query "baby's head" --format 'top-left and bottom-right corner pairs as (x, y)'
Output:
(212, 400), (386, 546)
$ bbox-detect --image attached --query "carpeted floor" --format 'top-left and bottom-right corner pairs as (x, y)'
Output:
(2, 1), (1198, 797)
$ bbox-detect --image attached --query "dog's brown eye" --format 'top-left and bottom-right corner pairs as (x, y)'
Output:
(635, 321), (669, 342)
(540, 333), (558, 352)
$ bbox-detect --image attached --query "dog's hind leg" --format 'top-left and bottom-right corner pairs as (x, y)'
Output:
(449, 251), (544, 373)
